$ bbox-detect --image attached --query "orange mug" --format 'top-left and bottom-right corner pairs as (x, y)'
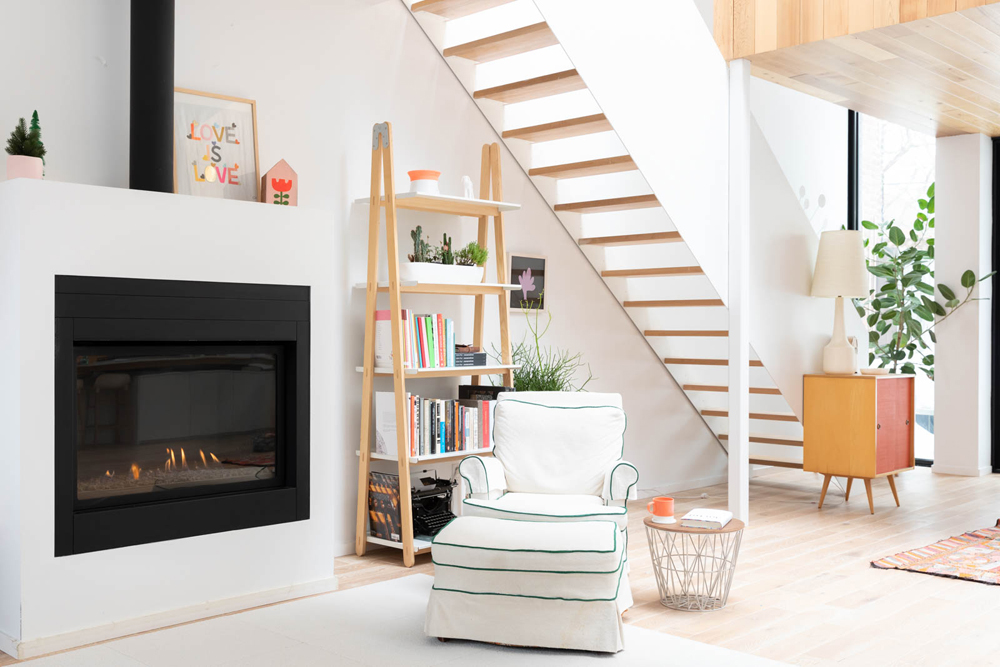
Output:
(647, 496), (675, 524)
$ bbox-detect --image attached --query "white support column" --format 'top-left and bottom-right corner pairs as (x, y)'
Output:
(728, 59), (751, 522)
(933, 134), (993, 477)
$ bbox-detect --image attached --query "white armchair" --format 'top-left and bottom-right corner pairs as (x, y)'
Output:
(458, 392), (638, 532)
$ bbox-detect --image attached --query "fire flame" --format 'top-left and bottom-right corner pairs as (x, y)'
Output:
(105, 470), (113, 478)
(131, 463), (141, 480)
(170, 448), (177, 469)
(181, 448), (188, 469)
(210, 453), (220, 464)
(200, 449), (207, 467)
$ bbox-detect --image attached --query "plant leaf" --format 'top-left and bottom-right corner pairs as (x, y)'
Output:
(861, 220), (878, 230)
(938, 284), (956, 301)
(961, 270), (976, 288)
(889, 226), (905, 245)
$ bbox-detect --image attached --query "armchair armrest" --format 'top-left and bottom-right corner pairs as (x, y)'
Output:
(458, 455), (507, 500)
(602, 461), (638, 505)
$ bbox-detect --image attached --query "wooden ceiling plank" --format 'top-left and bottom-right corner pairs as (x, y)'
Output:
(900, 0), (928, 21)
(813, 35), (1000, 128)
(928, 0), (957, 14)
(826, 0), (851, 37)
(776, 0), (801, 48)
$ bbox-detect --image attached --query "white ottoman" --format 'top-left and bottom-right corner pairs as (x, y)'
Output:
(425, 516), (631, 653)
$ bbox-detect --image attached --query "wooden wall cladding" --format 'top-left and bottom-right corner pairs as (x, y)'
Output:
(715, 0), (999, 58)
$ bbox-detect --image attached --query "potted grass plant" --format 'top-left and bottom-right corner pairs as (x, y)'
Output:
(6, 111), (45, 180)
(401, 226), (489, 284)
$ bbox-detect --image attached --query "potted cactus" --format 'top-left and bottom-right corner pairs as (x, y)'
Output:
(6, 111), (45, 180)
(400, 226), (489, 284)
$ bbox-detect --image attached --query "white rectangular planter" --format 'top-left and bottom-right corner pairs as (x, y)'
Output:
(399, 262), (485, 284)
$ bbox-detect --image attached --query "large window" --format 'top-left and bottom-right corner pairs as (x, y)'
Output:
(855, 113), (936, 463)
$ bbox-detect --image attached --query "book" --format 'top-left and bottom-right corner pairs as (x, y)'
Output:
(368, 472), (401, 542)
(436, 314), (446, 368)
(680, 509), (734, 530)
(454, 352), (487, 366)
(374, 392), (397, 455)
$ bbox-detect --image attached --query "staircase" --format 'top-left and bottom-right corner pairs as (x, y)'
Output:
(406, 0), (804, 470)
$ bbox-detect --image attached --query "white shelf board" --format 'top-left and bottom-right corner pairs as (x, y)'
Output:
(355, 364), (519, 376)
(357, 448), (494, 464)
(366, 535), (433, 551)
(351, 281), (519, 290)
(354, 191), (520, 212)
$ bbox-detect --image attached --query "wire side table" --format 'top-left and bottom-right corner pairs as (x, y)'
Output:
(643, 516), (745, 612)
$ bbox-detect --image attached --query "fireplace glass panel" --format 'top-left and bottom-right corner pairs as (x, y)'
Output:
(75, 347), (281, 504)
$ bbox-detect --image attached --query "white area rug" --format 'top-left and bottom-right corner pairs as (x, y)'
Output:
(24, 575), (785, 666)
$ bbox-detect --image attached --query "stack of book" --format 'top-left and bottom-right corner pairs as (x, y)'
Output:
(376, 310), (463, 369)
(454, 345), (487, 367)
(376, 392), (496, 458)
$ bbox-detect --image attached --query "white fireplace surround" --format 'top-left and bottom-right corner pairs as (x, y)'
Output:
(0, 179), (341, 659)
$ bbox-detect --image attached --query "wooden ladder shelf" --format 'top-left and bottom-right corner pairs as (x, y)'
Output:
(355, 122), (517, 566)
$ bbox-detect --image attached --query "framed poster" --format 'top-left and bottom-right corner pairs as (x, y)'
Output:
(173, 88), (259, 201)
(508, 254), (546, 311)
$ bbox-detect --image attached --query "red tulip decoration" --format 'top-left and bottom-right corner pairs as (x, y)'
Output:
(260, 160), (298, 206)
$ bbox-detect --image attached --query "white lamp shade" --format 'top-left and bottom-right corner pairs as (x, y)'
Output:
(811, 230), (869, 298)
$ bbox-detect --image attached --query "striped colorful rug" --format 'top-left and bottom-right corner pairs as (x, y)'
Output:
(872, 520), (1000, 586)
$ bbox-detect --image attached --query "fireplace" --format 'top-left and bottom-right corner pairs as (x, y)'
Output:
(55, 276), (310, 556)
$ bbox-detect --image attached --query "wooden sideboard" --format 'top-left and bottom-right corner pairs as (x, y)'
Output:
(803, 374), (915, 514)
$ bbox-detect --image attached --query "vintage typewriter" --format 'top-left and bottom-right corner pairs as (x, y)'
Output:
(411, 474), (456, 537)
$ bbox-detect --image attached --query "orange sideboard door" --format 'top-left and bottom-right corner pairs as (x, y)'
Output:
(875, 377), (914, 474)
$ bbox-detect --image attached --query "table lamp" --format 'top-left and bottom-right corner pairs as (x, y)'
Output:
(811, 230), (869, 374)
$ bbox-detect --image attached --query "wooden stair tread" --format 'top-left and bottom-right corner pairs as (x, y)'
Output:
(645, 330), (727, 337)
(411, 0), (515, 19)
(530, 155), (637, 179)
(624, 298), (724, 308)
(702, 409), (799, 422)
(749, 458), (804, 469)
(665, 358), (764, 366)
(603, 266), (702, 278)
(554, 194), (659, 213)
(718, 434), (803, 446)
(683, 385), (782, 395)
(578, 231), (681, 247)
(503, 114), (612, 142)
(444, 22), (558, 62)
(474, 70), (585, 103)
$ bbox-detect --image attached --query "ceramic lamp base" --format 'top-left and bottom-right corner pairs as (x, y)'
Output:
(823, 296), (858, 375)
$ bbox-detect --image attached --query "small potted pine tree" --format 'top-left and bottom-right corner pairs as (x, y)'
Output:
(6, 111), (46, 180)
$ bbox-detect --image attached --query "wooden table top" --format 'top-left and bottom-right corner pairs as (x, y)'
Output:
(643, 515), (745, 534)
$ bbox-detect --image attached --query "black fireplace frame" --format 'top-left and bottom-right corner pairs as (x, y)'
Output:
(54, 276), (310, 556)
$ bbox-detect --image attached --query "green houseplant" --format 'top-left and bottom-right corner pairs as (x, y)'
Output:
(853, 182), (993, 379)
(5, 111), (46, 179)
(402, 226), (488, 284)
(494, 298), (593, 391)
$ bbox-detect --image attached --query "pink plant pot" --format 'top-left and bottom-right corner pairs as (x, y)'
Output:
(6, 155), (43, 180)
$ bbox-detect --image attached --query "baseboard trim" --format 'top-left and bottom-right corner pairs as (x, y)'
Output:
(931, 463), (993, 477)
(6, 575), (339, 661)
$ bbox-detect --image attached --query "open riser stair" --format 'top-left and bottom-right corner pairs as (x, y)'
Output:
(406, 0), (803, 470)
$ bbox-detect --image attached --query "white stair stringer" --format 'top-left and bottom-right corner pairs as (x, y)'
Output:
(403, 0), (833, 471)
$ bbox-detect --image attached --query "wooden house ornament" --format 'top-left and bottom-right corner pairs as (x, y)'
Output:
(261, 159), (298, 206)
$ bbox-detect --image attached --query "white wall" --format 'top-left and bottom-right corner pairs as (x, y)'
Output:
(749, 118), (865, 420)
(933, 134), (993, 477)
(749, 77), (847, 235)
(534, 0), (731, 303)
(0, 1), (129, 186)
(1, 0), (725, 574)
(0, 180), (341, 655)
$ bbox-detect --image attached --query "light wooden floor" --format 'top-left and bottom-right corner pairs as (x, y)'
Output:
(5, 467), (998, 666)
(337, 467), (1000, 667)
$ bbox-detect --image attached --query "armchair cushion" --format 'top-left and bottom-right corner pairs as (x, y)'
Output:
(463, 492), (628, 530)
(493, 392), (626, 496)
(458, 455), (507, 499)
(602, 461), (639, 503)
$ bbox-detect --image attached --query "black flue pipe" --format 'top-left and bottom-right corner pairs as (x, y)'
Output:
(129, 0), (175, 193)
